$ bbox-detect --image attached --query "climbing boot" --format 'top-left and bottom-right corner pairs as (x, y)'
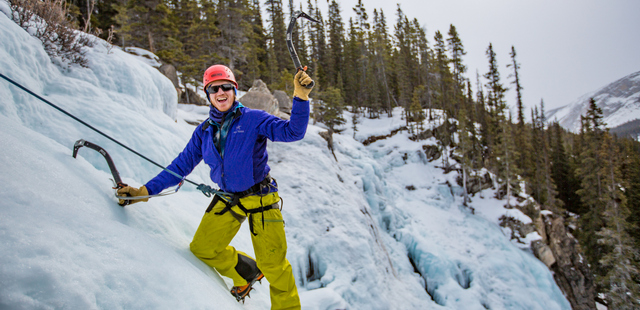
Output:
(230, 272), (264, 303)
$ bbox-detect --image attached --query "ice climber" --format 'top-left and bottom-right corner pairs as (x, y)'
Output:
(116, 64), (314, 309)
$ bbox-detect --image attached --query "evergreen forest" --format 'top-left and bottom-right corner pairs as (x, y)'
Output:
(8, 0), (640, 307)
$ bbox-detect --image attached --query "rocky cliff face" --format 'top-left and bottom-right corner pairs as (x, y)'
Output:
(540, 212), (596, 310)
(548, 71), (640, 133)
(503, 206), (597, 310)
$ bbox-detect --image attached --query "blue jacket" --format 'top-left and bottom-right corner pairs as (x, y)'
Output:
(145, 97), (310, 195)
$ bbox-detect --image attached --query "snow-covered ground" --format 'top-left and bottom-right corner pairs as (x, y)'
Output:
(0, 5), (570, 310)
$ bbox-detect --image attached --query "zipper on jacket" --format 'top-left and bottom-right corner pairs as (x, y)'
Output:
(219, 110), (242, 191)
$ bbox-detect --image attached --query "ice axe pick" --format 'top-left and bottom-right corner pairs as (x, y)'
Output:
(286, 10), (321, 88)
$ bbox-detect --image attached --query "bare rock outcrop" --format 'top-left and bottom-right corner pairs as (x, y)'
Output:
(239, 80), (279, 115)
(158, 64), (182, 99)
(455, 170), (492, 195)
(273, 90), (292, 114)
(239, 80), (289, 119)
(180, 87), (208, 105)
(362, 126), (407, 146)
(540, 212), (596, 310)
(504, 207), (596, 309)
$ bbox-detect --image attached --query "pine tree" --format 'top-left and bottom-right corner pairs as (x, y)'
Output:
(457, 93), (474, 205)
(217, 0), (252, 70)
(483, 43), (507, 114)
(475, 70), (485, 109)
(620, 139), (640, 248)
(507, 46), (529, 175)
(305, 0), (316, 49)
(529, 106), (544, 202)
(507, 46), (524, 126)
(343, 18), (359, 109)
(576, 98), (608, 276)
(427, 32), (451, 169)
(410, 18), (427, 86)
(265, 0), (290, 79)
(465, 79), (482, 170)
(326, 0), (344, 89)
(159, 0), (201, 86)
(370, 8), (394, 116)
(437, 115), (453, 170)
(310, 2), (328, 89)
(415, 20), (432, 118)
(351, 111), (359, 139)
(239, 0), (268, 87)
(115, 0), (175, 53)
(483, 43), (507, 168)
(475, 70), (488, 152)
(272, 69), (295, 95)
(571, 115), (588, 213)
(408, 85), (426, 134)
(432, 30), (451, 114)
(428, 30), (454, 169)
(550, 122), (582, 214)
(596, 132), (640, 309)
(495, 112), (520, 206)
(69, 0), (120, 41)
(351, 0), (370, 111)
(447, 24), (466, 117)
(392, 5), (416, 108)
(317, 86), (346, 132)
(540, 101), (562, 211)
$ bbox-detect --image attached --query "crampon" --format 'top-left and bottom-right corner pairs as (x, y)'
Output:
(231, 273), (264, 303)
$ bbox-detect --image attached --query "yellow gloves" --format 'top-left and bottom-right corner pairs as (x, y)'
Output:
(293, 70), (314, 101)
(117, 185), (149, 206)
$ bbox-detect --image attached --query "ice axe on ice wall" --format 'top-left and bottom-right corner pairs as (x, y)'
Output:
(72, 139), (187, 206)
(72, 139), (134, 206)
(286, 10), (321, 88)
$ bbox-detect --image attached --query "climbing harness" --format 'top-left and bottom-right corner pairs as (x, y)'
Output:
(0, 72), (233, 204)
(207, 175), (283, 236)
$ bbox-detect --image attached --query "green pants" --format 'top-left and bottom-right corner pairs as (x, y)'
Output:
(190, 192), (301, 310)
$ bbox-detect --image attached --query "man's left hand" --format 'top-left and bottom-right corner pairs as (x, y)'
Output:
(293, 71), (314, 101)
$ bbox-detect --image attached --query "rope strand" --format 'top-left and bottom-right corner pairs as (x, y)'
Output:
(0, 72), (229, 198)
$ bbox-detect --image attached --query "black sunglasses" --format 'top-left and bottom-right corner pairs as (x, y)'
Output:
(206, 83), (235, 94)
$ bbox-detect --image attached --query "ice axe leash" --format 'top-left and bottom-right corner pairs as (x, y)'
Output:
(286, 10), (321, 88)
(0, 72), (233, 205)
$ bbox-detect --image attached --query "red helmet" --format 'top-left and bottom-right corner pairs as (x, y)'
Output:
(203, 65), (238, 91)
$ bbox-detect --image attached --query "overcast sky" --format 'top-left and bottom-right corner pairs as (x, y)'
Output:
(303, 0), (640, 113)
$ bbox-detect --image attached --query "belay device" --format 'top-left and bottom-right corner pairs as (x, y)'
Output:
(286, 10), (321, 88)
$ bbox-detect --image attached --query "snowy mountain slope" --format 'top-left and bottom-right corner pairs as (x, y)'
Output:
(0, 6), (570, 310)
(547, 70), (640, 132)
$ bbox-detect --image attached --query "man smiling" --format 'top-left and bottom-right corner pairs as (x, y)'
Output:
(117, 64), (314, 309)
